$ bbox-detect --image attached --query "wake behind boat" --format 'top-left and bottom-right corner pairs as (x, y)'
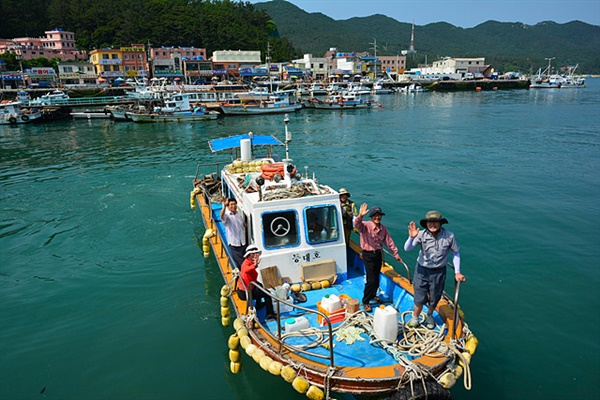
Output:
(190, 117), (478, 399)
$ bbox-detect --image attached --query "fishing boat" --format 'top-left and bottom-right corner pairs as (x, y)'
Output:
(0, 101), (42, 124)
(220, 93), (303, 116)
(303, 91), (376, 109)
(128, 106), (219, 123)
(529, 58), (561, 89)
(372, 81), (394, 95)
(190, 117), (477, 400)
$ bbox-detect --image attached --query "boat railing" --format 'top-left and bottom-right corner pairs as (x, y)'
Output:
(452, 279), (462, 341)
(382, 248), (412, 282)
(245, 281), (337, 368)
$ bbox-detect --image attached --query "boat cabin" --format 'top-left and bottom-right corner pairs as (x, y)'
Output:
(209, 134), (348, 284)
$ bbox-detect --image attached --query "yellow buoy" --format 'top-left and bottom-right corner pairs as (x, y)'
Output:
(281, 365), (297, 383)
(236, 327), (249, 338)
(268, 361), (283, 376)
(259, 355), (273, 371)
(301, 283), (311, 292)
(221, 316), (230, 327)
(229, 349), (241, 363)
(455, 365), (464, 379)
(190, 190), (197, 210)
(221, 306), (230, 317)
(311, 282), (322, 290)
(227, 334), (240, 350)
(252, 349), (266, 364)
(220, 285), (231, 297)
(233, 318), (244, 332)
(306, 385), (325, 400)
(291, 284), (302, 293)
(245, 344), (257, 357)
(220, 296), (229, 307)
(439, 371), (457, 389)
(230, 361), (241, 374)
(465, 334), (479, 355)
(320, 280), (330, 288)
(240, 336), (252, 350)
(292, 376), (310, 394)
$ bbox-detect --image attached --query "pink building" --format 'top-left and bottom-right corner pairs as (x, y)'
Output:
(0, 28), (87, 61)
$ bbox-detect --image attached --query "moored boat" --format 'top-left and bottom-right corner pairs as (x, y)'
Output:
(190, 118), (478, 399)
(220, 93), (303, 115)
(0, 101), (42, 124)
(303, 91), (376, 109)
(530, 58), (561, 89)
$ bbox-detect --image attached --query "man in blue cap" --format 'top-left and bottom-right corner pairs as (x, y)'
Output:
(404, 210), (466, 329)
(354, 203), (402, 312)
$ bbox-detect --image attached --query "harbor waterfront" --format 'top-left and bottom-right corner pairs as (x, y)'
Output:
(1, 81), (599, 399)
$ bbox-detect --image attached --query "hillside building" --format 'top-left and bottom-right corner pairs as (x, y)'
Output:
(0, 28), (87, 61)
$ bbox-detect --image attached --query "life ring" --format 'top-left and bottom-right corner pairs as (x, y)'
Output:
(9, 117), (16, 124)
(21, 115), (29, 122)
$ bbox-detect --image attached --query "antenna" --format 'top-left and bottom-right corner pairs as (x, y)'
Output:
(369, 38), (378, 57)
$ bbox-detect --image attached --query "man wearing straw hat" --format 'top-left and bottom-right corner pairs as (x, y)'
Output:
(339, 188), (357, 245)
(404, 210), (466, 329)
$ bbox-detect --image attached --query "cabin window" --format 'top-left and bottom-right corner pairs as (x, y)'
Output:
(304, 205), (340, 244)
(262, 210), (299, 249)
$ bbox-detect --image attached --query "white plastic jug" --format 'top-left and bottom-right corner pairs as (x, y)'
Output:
(285, 316), (310, 333)
(373, 305), (398, 342)
(321, 294), (342, 313)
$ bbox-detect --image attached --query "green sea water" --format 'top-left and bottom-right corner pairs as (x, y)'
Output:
(1, 81), (599, 400)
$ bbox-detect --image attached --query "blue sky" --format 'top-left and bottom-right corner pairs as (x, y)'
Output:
(248, 0), (600, 28)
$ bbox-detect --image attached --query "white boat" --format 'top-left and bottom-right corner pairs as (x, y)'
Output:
(126, 78), (168, 100)
(308, 83), (328, 96)
(0, 101), (42, 124)
(220, 93), (303, 115)
(30, 90), (70, 105)
(236, 86), (272, 102)
(16, 90), (31, 105)
(347, 83), (371, 95)
(303, 91), (376, 109)
(553, 64), (586, 88)
(399, 83), (426, 93)
(530, 58), (561, 88)
(372, 81), (394, 94)
(128, 107), (219, 123)
(190, 118), (478, 399)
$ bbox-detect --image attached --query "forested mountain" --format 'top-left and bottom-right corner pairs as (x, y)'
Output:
(0, 0), (299, 62)
(0, 0), (598, 73)
(255, 0), (600, 73)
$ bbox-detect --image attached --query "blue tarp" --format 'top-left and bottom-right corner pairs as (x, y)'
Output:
(209, 134), (283, 152)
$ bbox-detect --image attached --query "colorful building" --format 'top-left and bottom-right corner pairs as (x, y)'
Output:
(0, 28), (87, 61)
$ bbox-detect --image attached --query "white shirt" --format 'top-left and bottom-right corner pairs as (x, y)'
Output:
(222, 209), (246, 246)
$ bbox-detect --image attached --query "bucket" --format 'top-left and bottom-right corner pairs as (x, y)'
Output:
(346, 298), (359, 314)
(285, 316), (310, 333)
(320, 294), (342, 313)
(373, 305), (398, 341)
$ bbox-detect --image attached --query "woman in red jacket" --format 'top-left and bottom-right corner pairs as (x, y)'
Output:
(236, 245), (275, 319)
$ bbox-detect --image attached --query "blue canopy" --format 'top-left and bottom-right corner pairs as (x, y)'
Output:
(209, 134), (283, 152)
